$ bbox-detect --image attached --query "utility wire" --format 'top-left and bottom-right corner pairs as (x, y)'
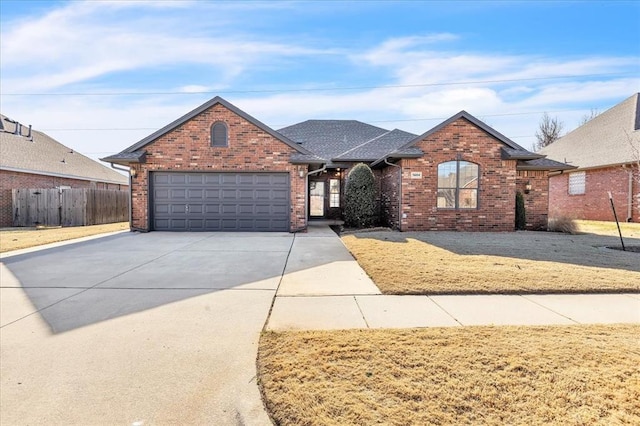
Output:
(39, 107), (603, 133)
(3, 72), (636, 96)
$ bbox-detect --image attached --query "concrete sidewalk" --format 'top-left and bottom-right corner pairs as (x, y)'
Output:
(267, 224), (640, 331)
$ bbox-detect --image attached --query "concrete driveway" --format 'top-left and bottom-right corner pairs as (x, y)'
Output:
(1, 231), (295, 425)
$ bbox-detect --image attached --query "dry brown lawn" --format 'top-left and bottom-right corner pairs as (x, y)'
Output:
(259, 325), (640, 425)
(0, 222), (128, 253)
(577, 220), (640, 238)
(341, 230), (640, 294)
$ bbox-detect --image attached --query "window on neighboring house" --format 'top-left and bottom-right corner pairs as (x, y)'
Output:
(437, 160), (479, 209)
(568, 171), (586, 195)
(211, 122), (228, 147)
(329, 179), (340, 207)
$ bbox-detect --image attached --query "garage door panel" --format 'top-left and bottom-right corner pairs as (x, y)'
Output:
(204, 174), (220, 184)
(272, 205), (288, 215)
(169, 218), (187, 229)
(152, 172), (289, 231)
(239, 189), (254, 199)
(170, 205), (186, 214)
(272, 189), (288, 200)
(222, 189), (237, 199)
(188, 188), (204, 199)
(221, 174), (238, 184)
(204, 204), (221, 214)
(188, 219), (204, 230)
(271, 174), (289, 185)
(238, 174), (254, 184)
(187, 174), (204, 184)
(189, 204), (203, 214)
(171, 189), (186, 199)
(169, 174), (187, 184)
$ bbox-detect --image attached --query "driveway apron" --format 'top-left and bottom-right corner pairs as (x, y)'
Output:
(0, 231), (293, 425)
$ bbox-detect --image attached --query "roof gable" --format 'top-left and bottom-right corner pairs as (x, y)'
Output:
(539, 93), (640, 169)
(112, 96), (312, 158)
(400, 110), (529, 152)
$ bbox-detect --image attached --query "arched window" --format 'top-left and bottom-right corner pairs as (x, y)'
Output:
(437, 160), (479, 209)
(210, 122), (228, 147)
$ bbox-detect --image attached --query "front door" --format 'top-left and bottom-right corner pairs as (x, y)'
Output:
(309, 181), (325, 217)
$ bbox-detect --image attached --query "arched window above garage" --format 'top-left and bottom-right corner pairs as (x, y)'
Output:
(211, 122), (228, 147)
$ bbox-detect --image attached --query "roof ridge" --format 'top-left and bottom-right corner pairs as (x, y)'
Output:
(335, 129), (393, 159)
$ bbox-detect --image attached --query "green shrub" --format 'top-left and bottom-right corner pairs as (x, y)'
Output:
(344, 163), (377, 228)
(515, 191), (526, 230)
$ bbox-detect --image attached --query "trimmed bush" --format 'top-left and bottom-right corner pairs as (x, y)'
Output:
(344, 163), (377, 228)
(548, 216), (578, 234)
(515, 191), (526, 230)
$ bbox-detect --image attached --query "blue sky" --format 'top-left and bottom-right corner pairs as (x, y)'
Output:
(1, 0), (639, 164)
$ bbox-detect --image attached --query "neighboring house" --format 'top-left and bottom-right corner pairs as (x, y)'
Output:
(103, 96), (570, 233)
(0, 114), (129, 227)
(539, 93), (640, 222)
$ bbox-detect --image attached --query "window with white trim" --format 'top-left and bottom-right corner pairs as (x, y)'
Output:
(329, 179), (340, 207)
(568, 171), (585, 195)
(437, 160), (479, 209)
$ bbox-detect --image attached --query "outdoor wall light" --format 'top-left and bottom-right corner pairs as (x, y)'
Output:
(524, 180), (532, 194)
(299, 169), (305, 178)
(130, 168), (137, 178)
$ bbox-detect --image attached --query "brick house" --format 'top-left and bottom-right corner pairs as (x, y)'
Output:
(103, 96), (570, 232)
(539, 93), (640, 223)
(0, 114), (129, 227)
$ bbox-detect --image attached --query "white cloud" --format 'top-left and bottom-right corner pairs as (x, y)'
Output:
(1, 4), (638, 164)
(0, 1), (338, 93)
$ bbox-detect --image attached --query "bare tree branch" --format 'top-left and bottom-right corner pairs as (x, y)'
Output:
(535, 112), (564, 151)
(579, 108), (600, 126)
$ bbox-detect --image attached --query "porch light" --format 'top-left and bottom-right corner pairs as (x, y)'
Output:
(299, 169), (305, 178)
(524, 180), (532, 194)
(130, 168), (137, 178)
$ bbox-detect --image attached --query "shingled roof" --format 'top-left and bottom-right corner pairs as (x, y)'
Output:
(0, 114), (128, 185)
(539, 93), (640, 169)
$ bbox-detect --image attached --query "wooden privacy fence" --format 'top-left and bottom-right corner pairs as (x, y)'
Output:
(12, 188), (129, 227)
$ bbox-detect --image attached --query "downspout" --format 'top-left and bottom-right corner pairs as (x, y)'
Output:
(301, 164), (327, 232)
(109, 163), (133, 229)
(629, 170), (634, 222)
(384, 158), (402, 231)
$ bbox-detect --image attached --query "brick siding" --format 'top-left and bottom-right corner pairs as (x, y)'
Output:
(130, 103), (307, 231)
(393, 118), (519, 231)
(516, 170), (549, 230)
(380, 165), (401, 229)
(0, 169), (127, 227)
(549, 165), (639, 222)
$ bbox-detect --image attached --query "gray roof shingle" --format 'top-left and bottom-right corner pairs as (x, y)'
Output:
(517, 158), (577, 171)
(539, 93), (640, 169)
(277, 120), (390, 161)
(333, 129), (418, 161)
(1, 114), (128, 185)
